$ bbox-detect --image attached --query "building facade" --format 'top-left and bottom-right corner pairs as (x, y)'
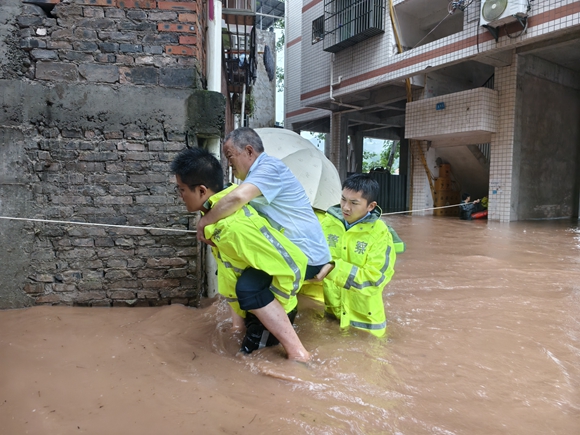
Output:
(286, 0), (580, 221)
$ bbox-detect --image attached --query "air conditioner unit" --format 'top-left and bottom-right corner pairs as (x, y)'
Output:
(480, 0), (528, 27)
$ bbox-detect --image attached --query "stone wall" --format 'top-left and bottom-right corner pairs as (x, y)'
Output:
(8, 0), (205, 85)
(0, 0), (225, 309)
(248, 29), (277, 128)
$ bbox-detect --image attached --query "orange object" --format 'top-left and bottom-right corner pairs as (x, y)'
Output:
(472, 211), (488, 219)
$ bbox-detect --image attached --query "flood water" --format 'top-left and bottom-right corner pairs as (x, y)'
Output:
(1, 216), (579, 434)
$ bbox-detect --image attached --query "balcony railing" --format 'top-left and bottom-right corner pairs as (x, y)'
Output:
(222, 0), (257, 106)
(223, 0), (256, 15)
(323, 0), (385, 53)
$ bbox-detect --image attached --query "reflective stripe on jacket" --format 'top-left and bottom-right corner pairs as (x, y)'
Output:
(322, 206), (396, 337)
(205, 185), (308, 317)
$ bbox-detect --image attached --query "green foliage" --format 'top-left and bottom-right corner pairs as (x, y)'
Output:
(276, 66), (284, 92)
(274, 19), (285, 52)
(273, 17), (285, 91)
(362, 150), (378, 173)
(312, 132), (325, 148)
(363, 140), (400, 173)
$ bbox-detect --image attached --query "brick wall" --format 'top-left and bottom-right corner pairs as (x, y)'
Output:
(0, 0), (225, 309)
(16, 0), (205, 87)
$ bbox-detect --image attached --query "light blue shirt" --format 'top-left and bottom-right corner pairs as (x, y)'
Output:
(244, 153), (331, 266)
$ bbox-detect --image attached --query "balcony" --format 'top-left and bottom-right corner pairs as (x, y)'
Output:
(323, 0), (385, 53)
(405, 88), (499, 147)
(222, 0), (257, 98)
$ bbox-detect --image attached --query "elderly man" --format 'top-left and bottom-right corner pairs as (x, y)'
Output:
(197, 127), (331, 278)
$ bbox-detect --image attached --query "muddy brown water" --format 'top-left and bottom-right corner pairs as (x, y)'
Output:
(1, 216), (579, 434)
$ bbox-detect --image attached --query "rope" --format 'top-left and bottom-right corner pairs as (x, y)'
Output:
(0, 216), (197, 233)
(381, 202), (471, 217)
(0, 202), (478, 230)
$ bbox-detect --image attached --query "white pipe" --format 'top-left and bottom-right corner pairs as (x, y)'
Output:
(205, 0), (222, 298)
(241, 83), (246, 126)
(329, 53), (360, 110)
(206, 0), (221, 157)
(207, 0), (222, 94)
(329, 53), (341, 101)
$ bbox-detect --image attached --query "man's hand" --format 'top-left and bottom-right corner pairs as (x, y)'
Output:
(196, 215), (215, 247)
(307, 262), (335, 282)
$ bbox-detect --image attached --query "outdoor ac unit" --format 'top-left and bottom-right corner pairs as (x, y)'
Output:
(480, 0), (528, 27)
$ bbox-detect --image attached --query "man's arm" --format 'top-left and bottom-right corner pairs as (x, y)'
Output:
(197, 183), (262, 245)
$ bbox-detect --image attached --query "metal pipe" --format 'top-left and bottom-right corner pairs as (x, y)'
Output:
(241, 83), (246, 126)
(205, 0), (223, 298)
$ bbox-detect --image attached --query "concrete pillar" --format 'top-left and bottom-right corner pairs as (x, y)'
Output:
(488, 52), (518, 223)
(329, 112), (349, 181)
(351, 130), (364, 174)
(399, 138), (409, 176)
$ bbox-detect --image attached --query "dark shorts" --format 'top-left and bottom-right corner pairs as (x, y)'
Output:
(235, 268), (275, 311)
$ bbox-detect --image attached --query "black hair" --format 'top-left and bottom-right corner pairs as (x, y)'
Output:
(462, 193), (471, 201)
(170, 147), (223, 193)
(224, 127), (265, 153)
(342, 173), (379, 203)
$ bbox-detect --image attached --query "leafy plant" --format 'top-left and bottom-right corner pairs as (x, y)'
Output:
(363, 140), (400, 173)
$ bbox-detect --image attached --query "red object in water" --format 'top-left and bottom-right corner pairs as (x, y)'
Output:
(472, 211), (488, 219)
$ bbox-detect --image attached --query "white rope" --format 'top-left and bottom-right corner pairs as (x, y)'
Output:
(0, 216), (197, 233)
(381, 202), (477, 216)
(0, 202), (478, 231)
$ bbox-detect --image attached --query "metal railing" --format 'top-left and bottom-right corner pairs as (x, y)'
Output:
(323, 0), (385, 53)
(223, 0), (256, 14)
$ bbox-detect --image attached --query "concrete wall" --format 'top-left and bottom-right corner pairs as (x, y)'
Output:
(0, 0), (226, 308)
(248, 29), (277, 128)
(513, 56), (580, 220)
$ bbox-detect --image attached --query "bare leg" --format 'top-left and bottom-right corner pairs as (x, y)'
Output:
(230, 306), (245, 332)
(251, 299), (310, 362)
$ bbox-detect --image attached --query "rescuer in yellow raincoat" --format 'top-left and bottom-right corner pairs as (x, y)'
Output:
(321, 174), (396, 337)
(171, 147), (310, 362)
(205, 185), (305, 319)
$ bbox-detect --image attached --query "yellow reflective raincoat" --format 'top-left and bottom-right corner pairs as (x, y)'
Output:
(322, 206), (396, 337)
(204, 185), (308, 318)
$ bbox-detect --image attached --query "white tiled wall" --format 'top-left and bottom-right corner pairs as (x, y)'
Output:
(284, 1), (304, 122)
(410, 140), (434, 216)
(285, 0), (332, 128)
(405, 88), (498, 139)
(488, 52), (518, 223)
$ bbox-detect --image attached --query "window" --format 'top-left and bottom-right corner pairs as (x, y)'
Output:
(312, 15), (325, 44)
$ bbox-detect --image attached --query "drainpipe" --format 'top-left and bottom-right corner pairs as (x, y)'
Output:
(241, 83), (246, 127)
(207, 0), (222, 157)
(205, 0), (222, 298)
(330, 53), (362, 110)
